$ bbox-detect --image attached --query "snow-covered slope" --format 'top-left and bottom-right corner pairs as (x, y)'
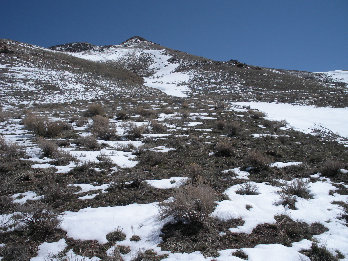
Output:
(63, 40), (192, 97)
(317, 70), (348, 85)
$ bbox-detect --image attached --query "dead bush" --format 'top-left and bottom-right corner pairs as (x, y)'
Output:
(215, 120), (226, 131)
(91, 115), (117, 140)
(42, 181), (75, 209)
(15, 202), (60, 241)
(135, 107), (156, 118)
(96, 154), (114, 168)
(236, 182), (259, 195)
(127, 124), (146, 140)
(130, 235), (141, 241)
(106, 227), (126, 243)
(302, 243), (339, 261)
(140, 151), (165, 167)
(159, 182), (217, 224)
(215, 141), (234, 157)
(23, 113), (71, 138)
(280, 179), (312, 199)
(0, 243), (33, 261)
(116, 110), (129, 120)
(232, 250), (248, 260)
(37, 138), (58, 157)
(249, 109), (266, 119)
(118, 245), (131, 255)
(75, 116), (88, 127)
(0, 195), (15, 214)
(226, 121), (241, 137)
(84, 103), (105, 117)
(131, 249), (168, 261)
(321, 161), (342, 177)
(0, 107), (8, 122)
(278, 193), (297, 210)
(186, 163), (203, 184)
(37, 138), (73, 164)
(75, 135), (100, 150)
(151, 120), (167, 133)
(0, 136), (24, 159)
(247, 150), (271, 171)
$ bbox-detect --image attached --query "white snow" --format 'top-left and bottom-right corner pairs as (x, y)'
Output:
(143, 50), (191, 97)
(222, 168), (250, 180)
(234, 102), (348, 139)
(242, 244), (310, 261)
(71, 184), (109, 194)
(69, 47), (192, 97)
(145, 177), (188, 189)
(270, 162), (302, 168)
(31, 239), (67, 261)
(149, 146), (176, 153)
(212, 182), (283, 233)
(318, 70), (348, 85)
(66, 149), (137, 168)
(212, 179), (348, 258)
(12, 191), (43, 204)
(60, 203), (161, 244)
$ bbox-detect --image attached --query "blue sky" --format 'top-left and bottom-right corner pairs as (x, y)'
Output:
(1, 0), (347, 71)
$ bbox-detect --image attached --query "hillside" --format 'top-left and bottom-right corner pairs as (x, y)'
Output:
(0, 36), (347, 261)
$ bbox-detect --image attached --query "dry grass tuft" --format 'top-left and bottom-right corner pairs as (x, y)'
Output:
(159, 182), (217, 224)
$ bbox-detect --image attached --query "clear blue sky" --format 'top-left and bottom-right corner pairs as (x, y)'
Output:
(1, 0), (347, 72)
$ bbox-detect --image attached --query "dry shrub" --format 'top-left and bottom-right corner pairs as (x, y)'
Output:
(135, 107), (156, 118)
(151, 120), (167, 133)
(118, 245), (131, 255)
(140, 151), (165, 167)
(15, 202), (60, 241)
(247, 150), (270, 171)
(0, 243), (33, 261)
(0, 107), (8, 122)
(186, 163), (203, 184)
(131, 249), (168, 261)
(302, 243), (339, 261)
(226, 121), (241, 137)
(84, 103), (105, 117)
(215, 120), (226, 131)
(23, 113), (71, 138)
(232, 250), (248, 260)
(0, 136), (23, 159)
(75, 135), (100, 150)
(127, 124), (146, 140)
(37, 138), (73, 164)
(321, 161), (342, 177)
(215, 141), (234, 157)
(75, 116), (88, 127)
(106, 227), (126, 243)
(249, 109), (266, 119)
(280, 179), (312, 199)
(37, 138), (58, 157)
(0, 195), (15, 214)
(91, 115), (117, 140)
(159, 182), (217, 224)
(130, 235), (141, 241)
(236, 182), (259, 195)
(278, 193), (297, 210)
(116, 110), (129, 120)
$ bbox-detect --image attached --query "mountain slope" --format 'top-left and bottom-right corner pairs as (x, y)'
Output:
(0, 37), (347, 261)
(0, 39), (161, 106)
(50, 36), (348, 107)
